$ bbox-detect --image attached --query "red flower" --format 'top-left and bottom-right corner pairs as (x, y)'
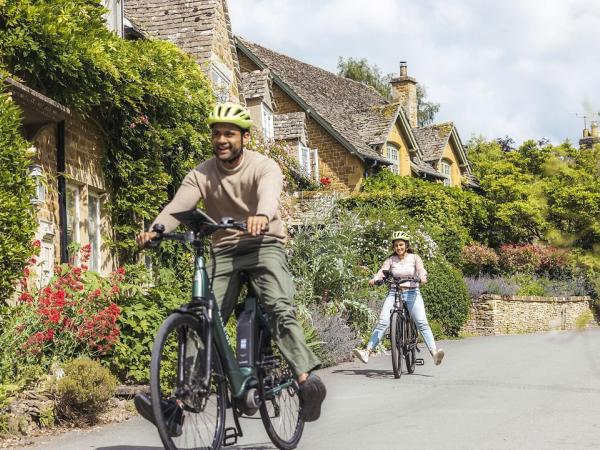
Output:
(320, 176), (332, 186)
(32, 240), (41, 249)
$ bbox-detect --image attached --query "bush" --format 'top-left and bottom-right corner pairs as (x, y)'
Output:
(420, 258), (470, 336)
(460, 243), (499, 276)
(464, 276), (519, 298)
(108, 265), (187, 383)
(310, 309), (360, 367)
(0, 85), (37, 303)
(56, 358), (116, 423)
(1, 246), (124, 385)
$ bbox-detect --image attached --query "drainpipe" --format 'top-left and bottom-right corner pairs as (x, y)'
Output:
(57, 120), (68, 263)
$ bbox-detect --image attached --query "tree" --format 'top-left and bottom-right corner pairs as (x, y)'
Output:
(337, 57), (439, 125)
(416, 84), (440, 127)
(337, 56), (392, 99)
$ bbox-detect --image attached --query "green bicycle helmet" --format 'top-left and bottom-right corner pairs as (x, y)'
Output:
(207, 102), (253, 130)
(391, 231), (410, 243)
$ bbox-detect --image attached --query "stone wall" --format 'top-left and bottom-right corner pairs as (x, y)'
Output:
(461, 295), (596, 336)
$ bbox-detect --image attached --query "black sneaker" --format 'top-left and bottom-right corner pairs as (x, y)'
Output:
(134, 393), (184, 437)
(298, 373), (326, 422)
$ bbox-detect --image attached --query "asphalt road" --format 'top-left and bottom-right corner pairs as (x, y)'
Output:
(17, 329), (600, 450)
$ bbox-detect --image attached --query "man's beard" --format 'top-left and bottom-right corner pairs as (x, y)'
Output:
(213, 144), (243, 164)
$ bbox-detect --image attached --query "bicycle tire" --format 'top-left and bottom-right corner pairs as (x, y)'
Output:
(405, 317), (417, 374)
(150, 312), (226, 450)
(258, 333), (304, 449)
(390, 311), (403, 379)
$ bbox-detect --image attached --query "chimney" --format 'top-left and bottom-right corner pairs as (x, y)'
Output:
(591, 121), (599, 138)
(390, 61), (418, 128)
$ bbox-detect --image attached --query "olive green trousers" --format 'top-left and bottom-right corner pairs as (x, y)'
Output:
(210, 238), (321, 377)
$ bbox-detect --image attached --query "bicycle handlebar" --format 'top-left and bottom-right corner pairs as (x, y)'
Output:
(146, 216), (246, 249)
(374, 270), (420, 286)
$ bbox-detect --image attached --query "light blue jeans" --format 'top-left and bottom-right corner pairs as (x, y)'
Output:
(367, 288), (436, 352)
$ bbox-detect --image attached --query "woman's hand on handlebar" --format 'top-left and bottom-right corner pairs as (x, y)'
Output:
(136, 231), (158, 249)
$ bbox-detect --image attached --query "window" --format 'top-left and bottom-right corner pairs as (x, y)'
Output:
(386, 143), (400, 174)
(102, 0), (124, 37)
(66, 184), (81, 262)
(210, 63), (232, 103)
(88, 192), (102, 272)
(261, 104), (274, 139)
(312, 148), (320, 181)
(29, 164), (46, 205)
(298, 143), (311, 178)
(441, 160), (452, 186)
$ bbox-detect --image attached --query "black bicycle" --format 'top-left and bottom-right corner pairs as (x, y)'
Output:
(145, 209), (303, 450)
(377, 272), (424, 379)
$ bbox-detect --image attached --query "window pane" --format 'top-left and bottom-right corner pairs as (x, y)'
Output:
(88, 194), (101, 272)
(66, 186), (79, 247)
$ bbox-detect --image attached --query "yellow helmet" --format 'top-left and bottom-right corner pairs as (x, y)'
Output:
(207, 102), (253, 130)
(391, 231), (410, 243)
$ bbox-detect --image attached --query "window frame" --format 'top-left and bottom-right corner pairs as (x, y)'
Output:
(66, 184), (81, 263)
(441, 160), (452, 186)
(87, 191), (102, 272)
(386, 143), (400, 174)
(298, 142), (312, 178)
(261, 103), (274, 139)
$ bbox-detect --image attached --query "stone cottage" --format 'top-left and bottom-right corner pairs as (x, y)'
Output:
(236, 38), (477, 191)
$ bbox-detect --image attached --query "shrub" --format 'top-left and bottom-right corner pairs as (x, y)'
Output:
(0, 85), (37, 303)
(1, 246), (124, 385)
(460, 243), (499, 276)
(310, 309), (360, 367)
(420, 258), (470, 336)
(498, 244), (541, 274)
(464, 276), (519, 298)
(56, 358), (116, 423)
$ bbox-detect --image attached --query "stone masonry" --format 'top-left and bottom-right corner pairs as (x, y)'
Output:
(460, 294), (596, 336)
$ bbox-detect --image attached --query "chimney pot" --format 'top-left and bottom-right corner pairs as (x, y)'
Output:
(399, 61), (407, 77)
(591, 121), (599, 138)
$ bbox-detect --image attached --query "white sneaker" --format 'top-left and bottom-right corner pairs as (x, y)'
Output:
(352, 348), (369, 364)
(432, 348), (445, 366)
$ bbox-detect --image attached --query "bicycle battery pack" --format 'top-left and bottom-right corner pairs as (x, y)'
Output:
(236, 305), (256, 367)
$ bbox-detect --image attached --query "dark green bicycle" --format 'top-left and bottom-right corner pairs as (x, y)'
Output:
(145, 209), (303, 450)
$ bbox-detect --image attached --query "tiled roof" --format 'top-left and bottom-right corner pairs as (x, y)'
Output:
(274, 112), (307, 141)
(352, 103), (402, 147)
(412, 122), (454, 162)
(236, 37), (390, 163)
(241, 69), (270, 100)
(411, 160), (445, 179)
(124, 0), (218, 66)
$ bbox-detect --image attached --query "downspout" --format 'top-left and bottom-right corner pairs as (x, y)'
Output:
(57, 120), (68, 263)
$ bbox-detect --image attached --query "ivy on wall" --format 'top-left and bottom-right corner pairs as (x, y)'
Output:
(0, 82), (37, 301)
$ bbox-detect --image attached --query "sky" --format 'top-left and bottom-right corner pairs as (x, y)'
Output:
(228, 0), (600, 147)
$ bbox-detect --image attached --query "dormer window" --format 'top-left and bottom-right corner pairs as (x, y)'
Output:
(441, 160), (452, 186)
(386, 143), (400, 174)
(261, 103), (274, 139)
(102, 0), (124, 38)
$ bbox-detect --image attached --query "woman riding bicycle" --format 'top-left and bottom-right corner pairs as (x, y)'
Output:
(352, 231), (445, 366)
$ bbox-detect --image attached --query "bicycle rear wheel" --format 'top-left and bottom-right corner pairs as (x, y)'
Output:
(390, 311), (403, 379)
(258, 333), (304, 449)
(150, 312), (226, 450)
(405, 318), (417, 374)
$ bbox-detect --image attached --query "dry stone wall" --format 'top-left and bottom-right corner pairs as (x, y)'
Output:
(460, 295), (596, 336)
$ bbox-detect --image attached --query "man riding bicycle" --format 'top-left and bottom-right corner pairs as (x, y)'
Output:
(135, 102), (326, 424)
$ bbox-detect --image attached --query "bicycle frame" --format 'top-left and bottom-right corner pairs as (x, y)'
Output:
(185, 243), (256, 399)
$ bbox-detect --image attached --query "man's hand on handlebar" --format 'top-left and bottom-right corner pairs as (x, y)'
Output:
(247, 215), (268, 237)
(136, 231), (158, 249)
(368, 279), (377, 286)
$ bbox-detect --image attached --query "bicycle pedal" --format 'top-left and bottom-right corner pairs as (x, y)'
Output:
(416, 358), (425, 365)
(223, 427), (239, 446)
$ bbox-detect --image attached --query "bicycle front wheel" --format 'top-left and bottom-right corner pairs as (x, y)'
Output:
(405, 318), (417, 374)
(258, 334), (304, 449)
(150, 312), (226, 450)
(390, 311), (403, 379)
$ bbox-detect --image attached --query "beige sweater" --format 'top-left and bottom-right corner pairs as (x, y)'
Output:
(151, 150), (285, 247)
(371, 254), (427, 288)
